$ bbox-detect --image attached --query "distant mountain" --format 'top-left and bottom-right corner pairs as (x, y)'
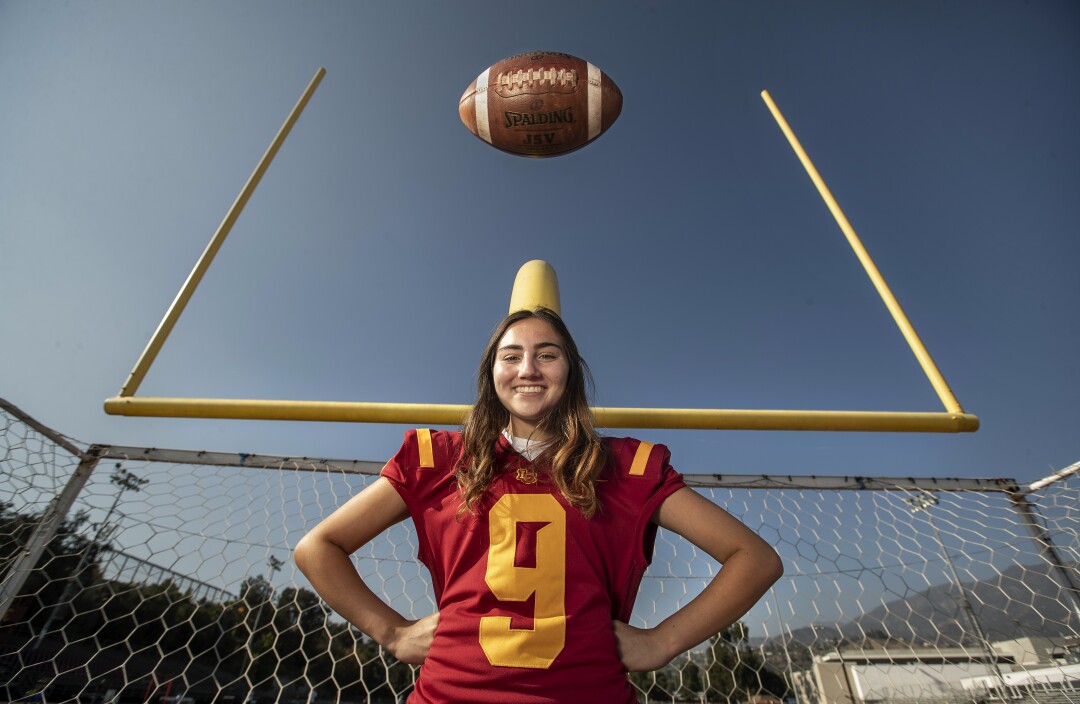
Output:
(773, 560), (1078, 649)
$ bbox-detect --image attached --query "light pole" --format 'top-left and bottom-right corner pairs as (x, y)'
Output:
(32, 464), (146, 651)
(907, 491), (1007, 696)
(243, 557), (283, 694)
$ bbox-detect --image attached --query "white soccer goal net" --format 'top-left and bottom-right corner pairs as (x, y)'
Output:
(2, 397), (1077, 704)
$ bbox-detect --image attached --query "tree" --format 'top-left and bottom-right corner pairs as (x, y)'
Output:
(1, 517), (424, 703)
(630, 667), (680, 702)
(675, 655), (706, 702)
(701, 622), (789, 702)
(0, 504), (98, 632)
(271, 586), (332, 684)
(237, 575), (278, 687)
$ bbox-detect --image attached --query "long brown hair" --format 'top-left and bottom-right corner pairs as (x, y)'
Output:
(455, 308), (607, 517)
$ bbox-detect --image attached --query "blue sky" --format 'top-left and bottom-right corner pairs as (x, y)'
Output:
(1, 0), (1078, 485)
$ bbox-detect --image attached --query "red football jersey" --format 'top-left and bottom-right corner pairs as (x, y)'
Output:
(380, 429), (686, 704)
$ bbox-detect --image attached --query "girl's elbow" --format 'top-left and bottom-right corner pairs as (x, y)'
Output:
(293, 532), (319, 574)
(763, 547), (784, 584)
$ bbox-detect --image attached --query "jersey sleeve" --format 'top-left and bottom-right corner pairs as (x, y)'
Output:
(379, 429), (462, 596)
(379, 429), (420, 497)
(379, 429), (435, 573)
(605, 437), (688, 622)
(380, 428), (461, 515)
(621, 438), (687, 523)
(636, 441), (687, 560)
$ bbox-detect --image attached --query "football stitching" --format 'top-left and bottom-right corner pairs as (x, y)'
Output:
(495, 67), (578, 89)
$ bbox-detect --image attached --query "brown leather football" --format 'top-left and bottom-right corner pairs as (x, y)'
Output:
(458, 51), (622, 158)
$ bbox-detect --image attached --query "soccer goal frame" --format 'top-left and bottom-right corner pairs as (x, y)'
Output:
(102, 68), (978, 433)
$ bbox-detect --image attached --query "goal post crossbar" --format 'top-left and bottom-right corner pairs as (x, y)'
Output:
(102, 396), (979, 433)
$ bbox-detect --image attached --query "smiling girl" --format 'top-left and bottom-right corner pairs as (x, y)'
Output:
(295, 307), (782, 703)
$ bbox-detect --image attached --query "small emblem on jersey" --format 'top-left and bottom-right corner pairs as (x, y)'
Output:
(514, 467), (539, 484)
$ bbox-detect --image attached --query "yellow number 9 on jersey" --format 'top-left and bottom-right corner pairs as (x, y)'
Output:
(480, 494), (567, 668)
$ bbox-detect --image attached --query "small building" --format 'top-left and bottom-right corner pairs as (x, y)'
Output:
(791, 637), (1076, 703)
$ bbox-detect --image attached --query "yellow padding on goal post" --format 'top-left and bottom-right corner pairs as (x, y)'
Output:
(629, 441), (654, 476)
(417, 428), (435, 468)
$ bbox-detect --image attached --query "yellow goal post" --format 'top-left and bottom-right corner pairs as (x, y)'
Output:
(103, 69), (978, 433)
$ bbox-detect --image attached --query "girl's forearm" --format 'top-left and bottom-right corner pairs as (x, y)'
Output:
(650, 545), (783, 661)
(294, 535), (410, 646)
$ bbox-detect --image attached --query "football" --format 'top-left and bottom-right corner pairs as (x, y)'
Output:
(458, 51), (622, 158)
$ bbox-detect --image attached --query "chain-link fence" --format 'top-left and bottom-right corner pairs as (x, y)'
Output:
(1, 397), (1077, 703)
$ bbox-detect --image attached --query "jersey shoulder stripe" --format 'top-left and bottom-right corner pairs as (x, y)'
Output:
(417, 428), (435, 467)
(401, 428), (462, 472)
(628, 441), (654, 476)
(605, 436), (670, 480)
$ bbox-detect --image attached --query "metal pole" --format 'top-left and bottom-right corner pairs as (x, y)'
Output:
(760, 90), (966, 416)
(0, 447), (103, 623)
(30, 481), (123, 650)
(1018, 458), (1080, 496)
(833, 645), (857, 703)
(909, 494), (1007, 694)
(0, 397), (86, 458)
(103, 395), (980, 432)
(1008, 492), (1080, 619)
(117, 67), (327, 398)
(931, 517), (1005, 690)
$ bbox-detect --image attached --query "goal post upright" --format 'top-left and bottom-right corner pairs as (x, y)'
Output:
(117, 67), (327, 399)
(760, 90), (965, 416)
